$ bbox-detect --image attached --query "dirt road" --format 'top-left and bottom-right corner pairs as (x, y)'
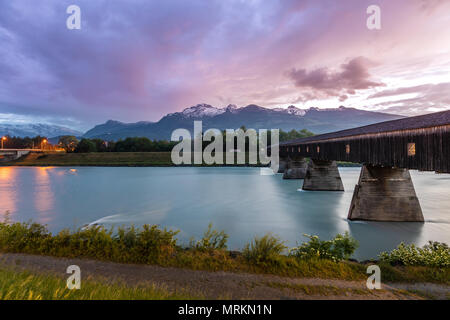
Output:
(1, 253), (447, 300)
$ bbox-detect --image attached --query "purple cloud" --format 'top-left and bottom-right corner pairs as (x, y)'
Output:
(0, 0), (449, 130)
(288, 57), (385, 102)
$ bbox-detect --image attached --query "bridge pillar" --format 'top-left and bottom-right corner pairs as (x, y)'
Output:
(277, 157), (288, 173)
(283, 156), (308, 179)
(348, 165), (424, 222)
(302, 159), (344, 191)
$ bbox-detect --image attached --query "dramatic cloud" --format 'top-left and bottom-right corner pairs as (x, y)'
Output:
(0, 0), (449, 130)
(288, 57), (385, 102)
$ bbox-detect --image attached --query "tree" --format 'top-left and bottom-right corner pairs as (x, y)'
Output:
(58, 135), (79, 152)
(75, 139), (97, 153)
(90, 138), (108, 152)
(279, 129), (314, 142)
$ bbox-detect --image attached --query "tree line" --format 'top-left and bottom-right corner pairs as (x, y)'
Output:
(58, 136), (177, 153)
(0, 136), (49, 149)
(2, 128), (314, 153)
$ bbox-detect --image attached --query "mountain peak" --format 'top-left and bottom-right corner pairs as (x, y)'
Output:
(225, 104), (238, 111)
(105, 120), (123, 125)
(273, 105), (307, 116)
(177, 104), (225, 118)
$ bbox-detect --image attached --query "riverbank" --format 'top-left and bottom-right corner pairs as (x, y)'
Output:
(1, 151), (361, 167)
(1, 253), (447, 300)
(0, 221), (448, 287)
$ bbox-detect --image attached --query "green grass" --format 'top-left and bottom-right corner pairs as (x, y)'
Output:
(2, 152), (264, 167)
(0, 267), (200, 300)
(0, 221), (448, 284)
(3, 152), (175, 167)
(264, 281), (374, 296)
(3, 151), (361, 167)
(376, 262), (450, 284)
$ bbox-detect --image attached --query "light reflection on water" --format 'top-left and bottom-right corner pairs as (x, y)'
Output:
(0, 166), (449, 260)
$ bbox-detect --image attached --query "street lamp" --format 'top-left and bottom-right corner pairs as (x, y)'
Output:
(1, 136), (6, 149)
(41, 139), (47, 150)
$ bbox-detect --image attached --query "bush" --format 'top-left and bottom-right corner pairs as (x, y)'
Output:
(379, 241), (450, 268)
(0, 220), (179, 264)
(190, 223), (228, 251)
(0, 221), (51, 253)
(289, 232), (358, 262)
(243, 233), (286, 265)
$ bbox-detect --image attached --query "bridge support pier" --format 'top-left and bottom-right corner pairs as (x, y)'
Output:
(277, 157), (288, 173)
(348, 165), (424, 222)
(302, 159), (344, 191)
(283, 156), (308, 179)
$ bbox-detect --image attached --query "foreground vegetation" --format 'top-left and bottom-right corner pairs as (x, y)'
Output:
(0, 268), (199, 300)
(0, 218), (448, 284)
(380, 241), (450, 268)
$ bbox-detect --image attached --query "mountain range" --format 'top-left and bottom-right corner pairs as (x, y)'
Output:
(1, 104), (405, 141)
(0, 123), (83, 139)
(83, 104), (404, 141)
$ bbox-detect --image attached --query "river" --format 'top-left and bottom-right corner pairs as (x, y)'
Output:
(0, 166), (449, 260)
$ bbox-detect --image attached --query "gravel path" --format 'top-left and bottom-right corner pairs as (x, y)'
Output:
(0, 253), (447, 300)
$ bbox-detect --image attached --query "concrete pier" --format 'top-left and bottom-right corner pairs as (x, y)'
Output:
(283, 156), (308, 179)
(302, 159), (344, 191)
(277, 158), (288, 173)
(348, 165), (424, 222)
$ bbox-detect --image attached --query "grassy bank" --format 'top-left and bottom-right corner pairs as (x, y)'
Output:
(0, 220), (448, 284)
(2, 152), (262, 167)
(0, 267), (200, 300)
(2, 151), (361, 167)
(2, 152), (175, 167)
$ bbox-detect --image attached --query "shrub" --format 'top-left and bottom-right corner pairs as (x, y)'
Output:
(289, 232), (358, 262)
(190, 223), (228, 251)
(0, 220), (179, 264)
(243, 233), (286, 265)
(379, 241), (450, 268)
(0, 221), (51, 253)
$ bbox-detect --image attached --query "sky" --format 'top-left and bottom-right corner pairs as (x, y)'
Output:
(1, 0), (450, 131)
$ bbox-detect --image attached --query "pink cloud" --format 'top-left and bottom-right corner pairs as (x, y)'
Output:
(288, 57), (385, 101)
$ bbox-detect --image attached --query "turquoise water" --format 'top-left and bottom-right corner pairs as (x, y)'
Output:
(0, 166), (449, 260)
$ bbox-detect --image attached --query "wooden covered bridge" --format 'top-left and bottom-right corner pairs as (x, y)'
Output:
(273, 110), (450, 222)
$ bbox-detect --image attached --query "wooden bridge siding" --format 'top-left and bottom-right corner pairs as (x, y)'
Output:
(279, 126), (449, 173)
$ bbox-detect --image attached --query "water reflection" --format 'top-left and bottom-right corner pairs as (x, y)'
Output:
(0, 167), (18, 220)
(347, 221), (424, 259)
(33, 167), (55, 224)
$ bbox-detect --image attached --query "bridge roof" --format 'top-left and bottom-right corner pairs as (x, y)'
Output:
(280, 110), (450, 146)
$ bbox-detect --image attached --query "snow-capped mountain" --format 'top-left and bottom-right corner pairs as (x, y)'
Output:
(84, 104), (404, 141)
(0, 123), (83, 138)
(169, 104), (226, 118)
(273, 105), (307, 116)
